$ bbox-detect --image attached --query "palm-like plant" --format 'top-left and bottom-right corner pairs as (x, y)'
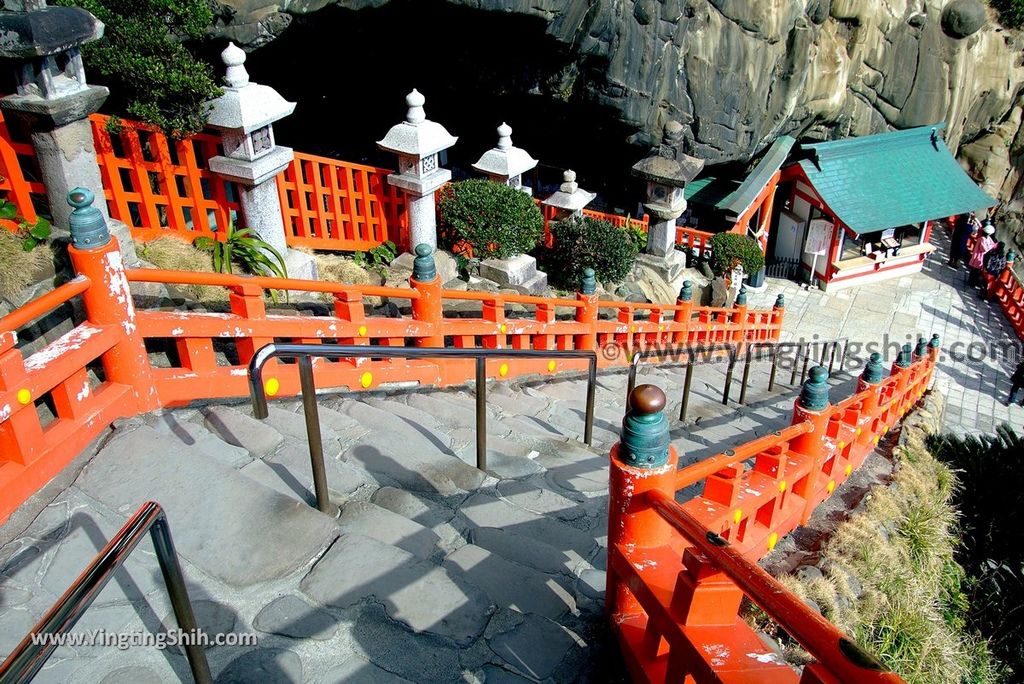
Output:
(194, 219), (287, 279)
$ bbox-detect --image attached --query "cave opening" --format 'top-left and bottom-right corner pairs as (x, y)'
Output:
(239, 0), (647, 211)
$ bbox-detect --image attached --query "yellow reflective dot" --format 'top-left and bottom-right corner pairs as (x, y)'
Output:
(733, 509), (742, 524)
(264, 377), (280, 397)
(547, 360), (556, 372)
(767, 532), (779, 551)
(873, 436), (880, 444)
(360, 372), (373, 389)
(16, 388), (31, 405)
(778, 480), (787, 493)
(838, 441), (846, 449)
(630, 325), (636, 333)
(357, 325), (367, 337)
(499, 363), (509, 378)
(659, 325), (665, 332)
(499, 324), (507, 334)
(844, 464), (853, 477)
(855, 428), (862, 436)
(827, 480), (836, 494)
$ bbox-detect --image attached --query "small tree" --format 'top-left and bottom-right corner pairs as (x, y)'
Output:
(547, 215), (639, 288)
(438, 179), (544, 259)
(708, 232), (765, 277)
(57, 0), (222, 137)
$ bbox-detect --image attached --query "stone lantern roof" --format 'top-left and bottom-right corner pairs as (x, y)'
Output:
(206, 43), (295, 134)
(0, 4), (102, 58)
(631, 121), (704, 187)
(543, 170), (596, 212)
(472, 123), (538, 178)
(377, 89), (457, 157)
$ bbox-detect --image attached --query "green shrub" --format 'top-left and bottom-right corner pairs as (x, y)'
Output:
(988, 0), (1024, 28)
(57, 0), (221, 137)
(547, 215), (638, 287)
(708, 232), (765, 277)
(438, 179), (543, 260)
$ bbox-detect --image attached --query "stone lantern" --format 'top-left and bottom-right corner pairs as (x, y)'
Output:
(542, 170), (596, 221)
(378, 89), (457, 250)
(472, 122), (538, 195)
(631, 121), (703, 278)
(0, 0), (110, 232)
(206, 43), (315, 279)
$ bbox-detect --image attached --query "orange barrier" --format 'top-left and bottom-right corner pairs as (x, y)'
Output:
(276, 151), (408, 252)
(991, 260), (1024, 341)
(0, 233), (782, 523)
(608, 346), (936, 682)
(90, 114), (239, 242)
(0, 111), (45, 228)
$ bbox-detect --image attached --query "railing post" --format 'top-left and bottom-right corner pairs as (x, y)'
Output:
(575, 268), (599, 353)
(855, 353), (885, 452)
(0, 332), (44, 464)
(65, 189), (158, 412)
(673, 280), (693, 345)
(772, 293), (785, 342)
(607, 385), (676, 620)
(231, 283), (271, 365)
(888, 344), (913, 424)
(788, 366), (833, 525)
(410, 244), (444, 346)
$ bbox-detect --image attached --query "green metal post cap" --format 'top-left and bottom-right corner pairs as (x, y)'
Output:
(620, 384), (670, 468)
(1008, 249), (1017, 263)
(679, 280), (693, 302)
(896, 343), (913, 368)
(581, 267), (596, 295)
(774, 294), (785, 308)
(67, 187), (110, 250)
(862, 352), (884, 384)
(799, 365), (831, 411)
(735, 286), (747, 306)
(914, 336), (928, 358)
(412, 243), (436, 281)
(929, 333), (940, 349)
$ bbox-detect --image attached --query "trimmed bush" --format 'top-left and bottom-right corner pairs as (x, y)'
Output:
(438, 179), (543, 260)
(547, 215), (639, 287)
(708, 232), (765, 277)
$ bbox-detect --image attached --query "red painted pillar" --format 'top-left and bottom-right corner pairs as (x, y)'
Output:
(410, 243), (443, 347)
(576, 268), (599, 354)
(788, 366), (833, 525)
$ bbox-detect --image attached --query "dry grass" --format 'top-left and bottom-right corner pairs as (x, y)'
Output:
(0, 229), (52, 302)
(135, 237), (228, 303)
(767, 439), (1005, 683)
(305, 249), (379, 303)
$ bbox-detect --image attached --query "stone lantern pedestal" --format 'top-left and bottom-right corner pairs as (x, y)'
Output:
(631, 121), (703, 283)
(206, 43), (315, 280)
(0, 0), (136, 262)
(378, 90), (457, 251)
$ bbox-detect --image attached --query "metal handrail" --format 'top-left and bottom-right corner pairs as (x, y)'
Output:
(248, 343), (598, 514)
(0, 502), (211, 684)
(625, 338), (849, 421)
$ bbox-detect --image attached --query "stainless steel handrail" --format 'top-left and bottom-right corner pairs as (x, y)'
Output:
(0, 502), (211, 684)
(625, 337), (851, 420)
(248, 343), (598, 514)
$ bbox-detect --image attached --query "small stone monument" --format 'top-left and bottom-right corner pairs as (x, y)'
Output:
(206, 43), (315, 279)
(472, 122), (538, 195)
(378, 89), (457, 250)
(542, 170), (596, 221)
(0, 0), (111, 233)
(631, 121), (703, 281)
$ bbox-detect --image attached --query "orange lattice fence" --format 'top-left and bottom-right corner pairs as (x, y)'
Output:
(0, 110), (46, 229)
(90, 114), (239, 242)
(276, 152), (408, 252)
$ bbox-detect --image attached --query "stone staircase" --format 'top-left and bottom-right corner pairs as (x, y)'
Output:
(0, 358), (832, 683)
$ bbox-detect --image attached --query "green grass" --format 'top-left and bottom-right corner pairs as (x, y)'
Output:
(758, 432), (1005, 683)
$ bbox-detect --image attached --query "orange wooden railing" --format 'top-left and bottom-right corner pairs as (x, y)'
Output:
(0, 111), (45, 228)
(276, 151), (408, 252)
(608, 345), (936, 682)
(0, 233), (782, 523)
(90, 115), (239, 241)
(990, 259), (1024, 341)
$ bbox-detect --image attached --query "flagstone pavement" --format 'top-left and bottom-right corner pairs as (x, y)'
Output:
(744, 226), (1024, 436)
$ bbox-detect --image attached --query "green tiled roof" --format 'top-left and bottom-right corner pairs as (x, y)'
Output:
(796, 124), (995, 235)
(684, 175), (739, 206)
(684, 136), (796, 217)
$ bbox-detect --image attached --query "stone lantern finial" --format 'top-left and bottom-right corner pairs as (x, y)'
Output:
(543, 169), (595, 219)
(222, 42), (249, 88)
(560, 170), (578, 194)
(406, 89), (426, 124)
(473, 121), (538, 194)
(496, 122), (513, 149)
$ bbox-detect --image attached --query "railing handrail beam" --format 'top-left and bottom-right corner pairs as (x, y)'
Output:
(674, 421), (815, 489)
(0, 501), (211, 684)
(0, 276), (91, 335)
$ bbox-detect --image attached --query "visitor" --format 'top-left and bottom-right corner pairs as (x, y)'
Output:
(983, 241), (1007, 300)
(949, 213), (976, 268)
(1008, 359), (1024, 406)
(968, 221), (997, 288)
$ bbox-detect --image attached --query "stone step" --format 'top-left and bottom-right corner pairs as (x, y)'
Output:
(336, 501), (442, 561)
(200, 404), (285, 459)
(74, 425), (341, 588)
(238, 441), (375, 507)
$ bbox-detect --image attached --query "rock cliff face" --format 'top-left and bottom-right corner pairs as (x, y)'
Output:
(212, 0), (1024, 207)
